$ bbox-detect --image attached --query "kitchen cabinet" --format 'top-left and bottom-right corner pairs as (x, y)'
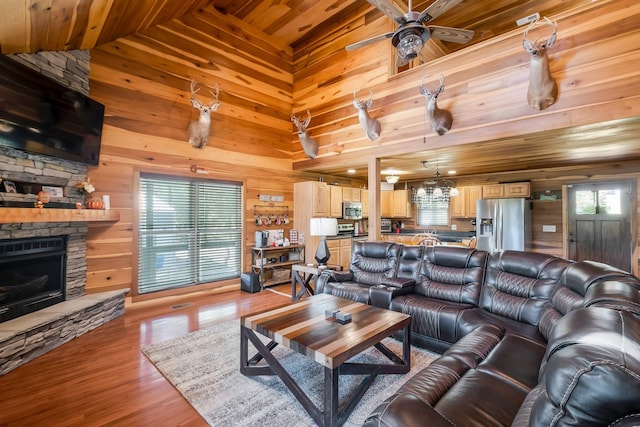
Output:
(327, 237), (352, 270)
(329, 185), (342, 217)
(381, 190), (393, 217)
(392, 189), (412, 218)
(466, 186), (481, 217)
(504, 182), (531, 198)
(361, 189), (369, 217)
(450, 190), (466, 218)
(482, 182), (530, 199)
(450, 186), (482, 218)
(294, 181), (329, 217)
(342, 187), (361, 202)
(294, 182), (330, 267)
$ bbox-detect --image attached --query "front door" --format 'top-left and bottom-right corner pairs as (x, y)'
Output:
(567, 181), (634, 271)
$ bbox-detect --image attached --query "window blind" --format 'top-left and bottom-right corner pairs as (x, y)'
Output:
(138, 173), (242, 294)
(413, 192), (449, 226)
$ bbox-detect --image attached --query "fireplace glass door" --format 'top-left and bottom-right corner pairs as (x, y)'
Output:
(0, 236), (66, 322)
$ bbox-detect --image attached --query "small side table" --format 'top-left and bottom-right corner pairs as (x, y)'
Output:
(291, 264), (342, 301)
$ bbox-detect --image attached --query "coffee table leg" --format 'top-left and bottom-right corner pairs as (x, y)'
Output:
(324, 366), (339, 427)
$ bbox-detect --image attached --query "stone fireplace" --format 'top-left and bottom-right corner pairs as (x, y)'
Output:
(0, 51), (127, 375)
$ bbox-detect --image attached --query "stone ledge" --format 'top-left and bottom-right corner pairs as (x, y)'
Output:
(0, 289), (129, 375)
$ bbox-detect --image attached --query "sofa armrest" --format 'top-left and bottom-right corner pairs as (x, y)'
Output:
(315, 269), (354, 295)
(321, 269), (353, 282)
(363, 393), (455, 427)
(381, 277), (416, 289)
(370, 283), (415, 309)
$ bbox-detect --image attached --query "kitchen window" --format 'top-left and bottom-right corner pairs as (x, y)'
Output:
(137, 173), (243, 294)
(416, 201), (449, 226)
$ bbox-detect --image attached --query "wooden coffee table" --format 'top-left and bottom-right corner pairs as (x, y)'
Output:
(240, 293), (411, 427)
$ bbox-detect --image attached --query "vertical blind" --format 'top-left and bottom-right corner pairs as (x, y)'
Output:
(138, 173), (243, 294)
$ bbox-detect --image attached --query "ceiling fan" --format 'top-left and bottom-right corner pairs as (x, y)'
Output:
(346, 0), (475, 66)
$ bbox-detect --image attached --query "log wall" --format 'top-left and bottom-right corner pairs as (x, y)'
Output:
(84, 0), (640, 296)
(291, 0), (639, 169)
(85, 7), (318, 297)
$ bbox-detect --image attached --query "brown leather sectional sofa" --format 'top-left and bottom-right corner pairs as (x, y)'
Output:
(315, 241), (640, 426)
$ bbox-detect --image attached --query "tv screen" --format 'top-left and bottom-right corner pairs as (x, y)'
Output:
(0, 55), (104, 166)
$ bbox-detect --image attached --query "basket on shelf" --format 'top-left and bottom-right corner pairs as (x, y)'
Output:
(271, 268), (290, 282)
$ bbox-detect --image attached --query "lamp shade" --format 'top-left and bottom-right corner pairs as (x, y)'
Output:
(310, 218), (338, 237)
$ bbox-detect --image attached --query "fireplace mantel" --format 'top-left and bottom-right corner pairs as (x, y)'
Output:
(0, 208), (119, 224)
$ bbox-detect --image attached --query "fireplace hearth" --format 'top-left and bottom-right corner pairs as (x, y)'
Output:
(0, 236), (66, 322)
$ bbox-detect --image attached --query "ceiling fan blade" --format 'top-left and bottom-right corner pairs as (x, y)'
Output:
(367, 0), (407, 24)
(346, 31), (395, 51)
(428, 26), (474, 44)
(418, 0), (463, 24)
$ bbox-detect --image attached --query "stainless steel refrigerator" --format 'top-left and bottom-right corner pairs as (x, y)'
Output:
(476, 198), (532, 252)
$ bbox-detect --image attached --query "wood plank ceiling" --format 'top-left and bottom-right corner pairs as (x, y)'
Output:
(0, 0), (637, 182)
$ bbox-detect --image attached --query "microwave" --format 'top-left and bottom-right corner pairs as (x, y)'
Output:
(342, 202), (363, 220)
(380, 218), (392, 233)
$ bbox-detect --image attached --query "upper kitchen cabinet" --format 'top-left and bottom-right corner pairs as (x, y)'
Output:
(342, 187), (361, 203)
(392, 189), (412, 218)
(381, 190), (393, 218)
(329, 185), (342, 218)
(294, 181), (329, 217)
(450, 186), (482, 218)
(482, 182), (530, 199)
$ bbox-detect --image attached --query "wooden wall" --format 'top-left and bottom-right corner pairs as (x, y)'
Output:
(291, 0), (640, 169)
(84, 6), (314, 297)
(84, 0), (640, 297)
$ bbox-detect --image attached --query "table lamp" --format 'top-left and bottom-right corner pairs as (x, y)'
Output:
(309, 218), (338, 266)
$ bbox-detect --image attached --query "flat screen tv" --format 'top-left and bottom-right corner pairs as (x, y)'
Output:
(0, 55), (104, 166)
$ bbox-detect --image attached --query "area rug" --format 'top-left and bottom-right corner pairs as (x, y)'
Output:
(142, 320), (438, 426)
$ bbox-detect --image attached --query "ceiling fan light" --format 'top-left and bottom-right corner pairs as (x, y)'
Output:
(417, 186), (427, 197)
(397, 33), (423, 59)
(450, 187), (459, 197)
(433, 186), (443, 197)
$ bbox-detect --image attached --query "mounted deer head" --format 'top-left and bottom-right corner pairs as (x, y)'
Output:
(523, 17), (558, 110)
(188, 80), (221, 148)
(291, 110), (318, 159)
(420, 74), (453, 135)
(353, 89), (381, 141)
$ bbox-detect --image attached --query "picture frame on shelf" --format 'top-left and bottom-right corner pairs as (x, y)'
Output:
(42, 186), (64, 197)
(2, 180), (16, 193)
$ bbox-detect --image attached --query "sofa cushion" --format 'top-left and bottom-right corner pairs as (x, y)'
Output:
(350, 241), (400, 286)
(458, 307), (546, 344)
(479, 251), (570, 328)
(396, 244), (424, 282)
(417, 246), (487, 305)
(391, 294), (477, 352)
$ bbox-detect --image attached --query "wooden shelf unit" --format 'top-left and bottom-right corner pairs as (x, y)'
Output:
(251, 244), (305, 288)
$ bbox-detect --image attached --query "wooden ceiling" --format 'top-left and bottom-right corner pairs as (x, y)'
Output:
(0, 0), (636, 182)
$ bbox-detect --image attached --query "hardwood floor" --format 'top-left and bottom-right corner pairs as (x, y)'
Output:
(0, 285), (292, 426)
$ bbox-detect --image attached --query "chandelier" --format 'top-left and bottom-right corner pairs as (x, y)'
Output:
(414, 161), (458, 203)
(385, 171), (400, 184)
